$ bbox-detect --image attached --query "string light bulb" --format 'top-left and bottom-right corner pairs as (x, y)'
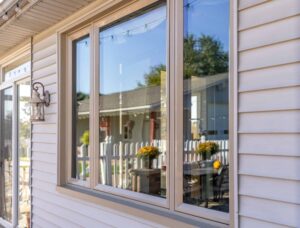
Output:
(2, 12), (8, 21)
(15, 3), (21, 13)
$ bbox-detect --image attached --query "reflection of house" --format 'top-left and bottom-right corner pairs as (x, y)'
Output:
(76, 73), (228, 144)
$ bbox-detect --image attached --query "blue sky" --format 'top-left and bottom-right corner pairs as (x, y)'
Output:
(76, 0), (229, 95)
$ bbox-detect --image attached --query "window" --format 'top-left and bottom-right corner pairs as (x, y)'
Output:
(72, 35), (91, 183)
(98, 3), (167, 199)
(182, 0), (229, 213)
(60, 0), (231, 224)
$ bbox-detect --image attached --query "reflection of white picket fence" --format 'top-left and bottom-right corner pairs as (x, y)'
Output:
(78, 139), (229, 187)
(183, 140), (229, 165)
(99, 140), (167, 188)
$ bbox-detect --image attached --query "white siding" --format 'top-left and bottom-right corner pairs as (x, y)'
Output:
(31, 34), (162, 228)
(238, 0), (300, 227)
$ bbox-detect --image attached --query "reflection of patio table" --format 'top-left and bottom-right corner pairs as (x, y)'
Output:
(184, 165), (217, 208)
(130, 169), (161, 195)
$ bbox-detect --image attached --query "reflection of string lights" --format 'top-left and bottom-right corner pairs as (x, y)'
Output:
(99, 16), (166, 42)
(184, 0), (200, 8)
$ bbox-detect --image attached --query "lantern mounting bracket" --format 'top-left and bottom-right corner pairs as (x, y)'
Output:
(32, 82), (50, 106)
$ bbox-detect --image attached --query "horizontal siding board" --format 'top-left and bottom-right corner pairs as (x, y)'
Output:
(32, 151), (57, 164)
(239, 134), (300, 157)
(239, 63), (300, 92)
(240, 216), (289, 228)
(32, 205), (81, 228)
(33, 43), (57, 63)
(32, 64), (57, 79)
(239, 175), (300, 204)
(32, 215), (60, 228)
(32, 160), (57, 174)
(239, 0), (300, 30)
(239, 15), (300, 51)
(31, 142), (57, 153)
(239, 196), (300, 227)
(239, 154), (300, 180)
(239, 39), (300, 72)
(32, 123), (57, 134)
(33, 53), (57, 72)
(32, 133), (57, 144)
(238, 0), (269, 11)
(32, 170), (57, 184)
(32, 190), (152, 227)
(33, 34), (56, 53)
(33, 74), (57, 87)
(239, 110), (300, 133)
(239, 86), (300, 112)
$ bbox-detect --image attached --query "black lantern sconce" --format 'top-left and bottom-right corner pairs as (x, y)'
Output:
(30, 82), (50, 122)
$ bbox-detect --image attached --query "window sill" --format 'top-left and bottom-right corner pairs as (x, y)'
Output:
(56, 184), (228, 228)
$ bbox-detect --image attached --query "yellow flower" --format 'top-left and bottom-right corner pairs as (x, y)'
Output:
(136, 146), (160, 160)
(213, 160), (222, 169)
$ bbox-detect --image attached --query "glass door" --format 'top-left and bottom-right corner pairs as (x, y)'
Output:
(0, 87), (13, 223)
(0, 78), (31, 228)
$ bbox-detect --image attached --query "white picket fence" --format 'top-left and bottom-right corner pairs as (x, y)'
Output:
(77, 139), (229, 187)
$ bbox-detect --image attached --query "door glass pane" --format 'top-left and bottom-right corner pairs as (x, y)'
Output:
(72, 36), (90, 181)
(0, 87), (13, 222)
(99, 3), (167, 198)
(18, 81), (31, 228)
(183, 0), (229, 212)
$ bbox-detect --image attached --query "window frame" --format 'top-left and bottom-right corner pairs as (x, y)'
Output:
(58, 0), (237, 225)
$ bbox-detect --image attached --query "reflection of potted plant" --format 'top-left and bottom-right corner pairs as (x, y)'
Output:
(136, 146), (160, 169)
(196, 141), (219, 160)
(80, 131), (89, 157)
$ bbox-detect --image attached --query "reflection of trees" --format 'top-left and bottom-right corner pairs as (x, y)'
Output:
(140, 35), (228, 86)
(77, 92), (89, 101)
(184, 35), (228, 78)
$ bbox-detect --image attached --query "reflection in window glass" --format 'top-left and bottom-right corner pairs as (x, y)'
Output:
(0, 87), (13, 222)
(72, 36), (90, 181)
(98, 3), (167, 198)
(183, 0), (229, 212)
(18, 82), (31, 228)
(3, 56), (31, 82)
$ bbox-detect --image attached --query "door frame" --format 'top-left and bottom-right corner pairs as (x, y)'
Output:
(0, 61), (31, 227)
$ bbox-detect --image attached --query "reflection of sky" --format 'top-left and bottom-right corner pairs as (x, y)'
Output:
(100, 5), (166, 95)
(76, 1), (229, 95)
(76, 36), (90, 94)
(184, 0), (229, 51)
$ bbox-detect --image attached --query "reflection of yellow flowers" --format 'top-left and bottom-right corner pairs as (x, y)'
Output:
(213, 160), (222, 169)
(136, 146), (160, 160)
(196, 141), (219, 155)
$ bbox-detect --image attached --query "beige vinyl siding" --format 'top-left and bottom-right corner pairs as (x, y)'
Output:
(31, 34), (163, 228)
(238, 0), (300, 227)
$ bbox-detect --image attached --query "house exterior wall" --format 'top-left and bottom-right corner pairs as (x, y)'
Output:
(27, 0), (300, 227)
(237, 0), (300, 227)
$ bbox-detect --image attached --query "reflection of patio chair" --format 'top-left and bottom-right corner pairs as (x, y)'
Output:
(213, 165), (229, 201)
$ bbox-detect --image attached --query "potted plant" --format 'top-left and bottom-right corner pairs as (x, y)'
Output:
(195, 141), (219, 160)
(136, 146), (160, 169)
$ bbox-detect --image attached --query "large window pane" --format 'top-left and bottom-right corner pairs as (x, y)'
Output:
(0, 87), (13, 222)
(98, 3), (167, 198)
(18, 82), (31, 228)
(72, 36), (90, 181)
(183, 0), (229, 212)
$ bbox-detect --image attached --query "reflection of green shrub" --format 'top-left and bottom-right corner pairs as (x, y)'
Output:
(79, 162), (90, 178)
(80, 131), (89, 145)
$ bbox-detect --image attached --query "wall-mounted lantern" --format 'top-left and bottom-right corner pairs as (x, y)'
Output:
(30, 82), (50, 122)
